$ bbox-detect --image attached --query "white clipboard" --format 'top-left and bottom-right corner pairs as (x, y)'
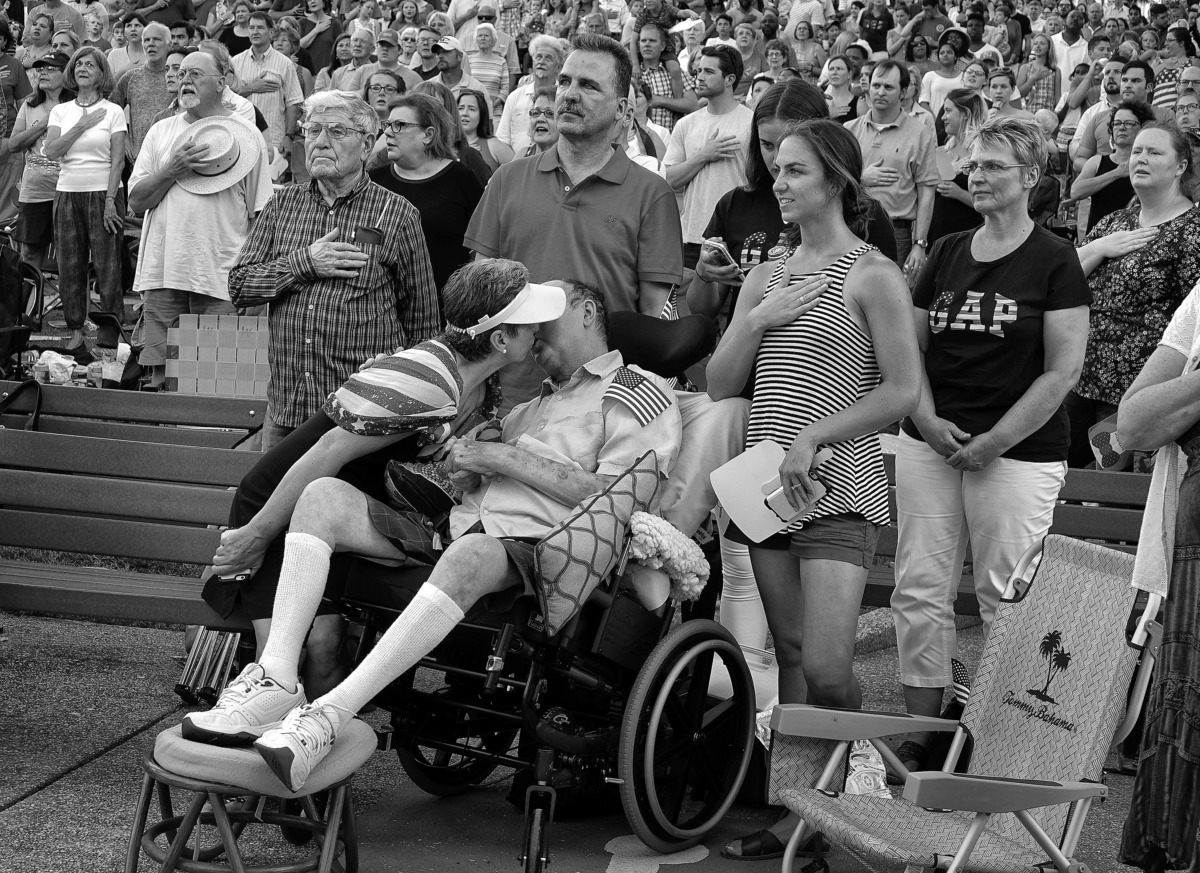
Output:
(709, 441), (832, 543)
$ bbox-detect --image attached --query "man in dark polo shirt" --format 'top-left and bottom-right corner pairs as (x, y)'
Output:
(465, 31), (683, 412)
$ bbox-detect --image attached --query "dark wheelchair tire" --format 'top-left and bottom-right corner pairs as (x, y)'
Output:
(617, 619), (755, 853)
(523, 806), (548, 873)
(396, 725), (521, 796)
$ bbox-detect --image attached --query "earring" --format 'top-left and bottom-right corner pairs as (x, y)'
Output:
(502, 348), (508, 355)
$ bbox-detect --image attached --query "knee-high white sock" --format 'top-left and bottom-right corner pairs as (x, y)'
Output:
(259, 532), (333, 690)
(318, 582), (464, 726)
(719, 536), (769, 651)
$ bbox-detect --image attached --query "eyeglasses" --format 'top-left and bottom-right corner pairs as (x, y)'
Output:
(368, 84), (399, 93)
(383, 119), (425, 133)
(177, 68), (216, 82)
(1112, 119), (1141, 129)
(301, 121), (367, 139)
(477, 14), (495, 20)
(528, 108), (555, 119)
(965, 161), (1029, 175)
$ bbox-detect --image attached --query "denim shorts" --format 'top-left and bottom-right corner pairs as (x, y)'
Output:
(725, 512), (880, 568)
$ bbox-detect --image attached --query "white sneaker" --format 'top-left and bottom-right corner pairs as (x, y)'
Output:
(181, 663), (305, 746)
(254, 702), (340, 792)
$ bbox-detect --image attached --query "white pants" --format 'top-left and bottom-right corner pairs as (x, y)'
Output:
(891, 433), (1065, 687)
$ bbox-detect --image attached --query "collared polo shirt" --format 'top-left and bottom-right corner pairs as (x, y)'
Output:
(845, 110), (937, 222)
(465, 144), (683, 314)
(450, 350), (682, 540)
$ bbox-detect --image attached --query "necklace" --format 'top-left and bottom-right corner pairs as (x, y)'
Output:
(77, 94), (101, 107)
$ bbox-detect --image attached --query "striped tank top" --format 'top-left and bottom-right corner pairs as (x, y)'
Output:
(745, 243), (890, 530)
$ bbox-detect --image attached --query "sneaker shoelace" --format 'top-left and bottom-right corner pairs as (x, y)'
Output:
(279, 705), (337, 750)
(212, 670), (267, 710)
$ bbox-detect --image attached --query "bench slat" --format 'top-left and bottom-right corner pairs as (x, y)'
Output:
(1058, 469), (1151, 505)
(0, 509), (221, 564)
(0, 413), (248, 448)
(0, 470), (234, 526)
(0, 430), (259, 486)
(0, 560), (251, 629)
(1050, 503), (1144, 543)
(0, 380), (266, 429)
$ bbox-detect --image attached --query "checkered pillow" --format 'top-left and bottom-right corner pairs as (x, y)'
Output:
(533, 452), (661, 635)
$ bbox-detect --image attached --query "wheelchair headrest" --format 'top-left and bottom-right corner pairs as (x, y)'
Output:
(608, 313), (717, 379)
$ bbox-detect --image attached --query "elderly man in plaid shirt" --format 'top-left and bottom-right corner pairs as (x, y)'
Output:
(229, 90), (440, 450)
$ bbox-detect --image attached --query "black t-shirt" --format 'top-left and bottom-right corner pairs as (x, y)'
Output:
(928, 172), (981, 243)
(219, 29), (252, 57)
(858, 8), (894, 53)
(901, 225), (1091, 462)
(704, 184), (898, 311)
(369, 160), (484, 292)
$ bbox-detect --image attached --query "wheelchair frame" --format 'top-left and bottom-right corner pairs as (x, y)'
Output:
(335, 547), (756, 872)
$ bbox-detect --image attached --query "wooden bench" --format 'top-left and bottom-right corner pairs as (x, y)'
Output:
(0, 380), (264, 629)
(861, 455), (1151, 614)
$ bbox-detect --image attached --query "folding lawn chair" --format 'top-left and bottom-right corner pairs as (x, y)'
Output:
(769, 534), (1160, 873)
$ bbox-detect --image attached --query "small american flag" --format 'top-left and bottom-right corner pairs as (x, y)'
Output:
(605, 367), (671, 427)
(951, 658), (972, 705)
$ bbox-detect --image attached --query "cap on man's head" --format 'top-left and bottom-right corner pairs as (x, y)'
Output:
(434, 35), (463, 53)
(377, 28), (399, 44)
(32, 50), (70, 68)
(477, 3), (497, 14)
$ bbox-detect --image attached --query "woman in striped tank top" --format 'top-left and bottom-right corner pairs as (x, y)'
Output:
(709, 118), (921, 860)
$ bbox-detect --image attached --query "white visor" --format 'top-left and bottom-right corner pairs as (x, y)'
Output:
(446, 282), (567, 338)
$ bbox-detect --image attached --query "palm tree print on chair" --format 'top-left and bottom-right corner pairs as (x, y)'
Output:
(1027, 630), (1073, 704)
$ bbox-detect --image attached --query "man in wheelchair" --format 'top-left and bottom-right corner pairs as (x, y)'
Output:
(185, 278), (684, 794)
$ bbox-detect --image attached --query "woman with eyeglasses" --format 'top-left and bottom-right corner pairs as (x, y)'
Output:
(790, 22), (825, 85)
(458, 87), (513, 172)
(1063, 123), (1200, 468)
(522, 87), (558, 156)
(42, 46), (128, 355)
(298, 0), (343, 75)
(363, 69), (406, 122)
(1070, 99), (1152, 234)
(1177, 88), (1200, 132)
(890, 117), (1090, 776)
(10, 53), (74, 272)
(905, 35), (936, 80)
(396, 25), (419, 64)
(370, 92), (484, 291)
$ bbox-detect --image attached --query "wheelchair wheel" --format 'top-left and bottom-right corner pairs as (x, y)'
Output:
(396, 720), (521, 796)
(618, 619), (754, 853)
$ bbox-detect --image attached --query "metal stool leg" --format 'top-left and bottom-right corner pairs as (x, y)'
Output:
(341, 786), (358, 873)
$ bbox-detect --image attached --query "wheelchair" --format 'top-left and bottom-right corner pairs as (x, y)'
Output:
(325, 314), (757, 872)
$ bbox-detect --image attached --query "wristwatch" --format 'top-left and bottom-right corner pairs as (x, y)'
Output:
(913, 238), (929, 249)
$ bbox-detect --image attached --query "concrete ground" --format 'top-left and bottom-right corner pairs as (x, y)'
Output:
(0, 609), (1141, 873)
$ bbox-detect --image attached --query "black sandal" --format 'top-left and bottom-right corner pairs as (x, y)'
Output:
(886, 740), (929, 785)
(720, 829), (828, 862)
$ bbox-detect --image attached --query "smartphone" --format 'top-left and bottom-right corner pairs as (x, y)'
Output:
(762, 447), (834, 523)
(353, 225), (383, 246)
(216, 572), (251, 582)
(703, 239), (746, 279)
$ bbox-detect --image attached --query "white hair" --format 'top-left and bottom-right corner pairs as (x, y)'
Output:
(529, 34), (567, 64)
(142, 21), (170, 42)
(303, 90), (379, 136)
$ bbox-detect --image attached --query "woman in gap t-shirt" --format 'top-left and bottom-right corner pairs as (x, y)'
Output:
(889, 116), (1090, 776)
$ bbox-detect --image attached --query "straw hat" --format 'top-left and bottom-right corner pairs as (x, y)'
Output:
(176, 115), (264, 196)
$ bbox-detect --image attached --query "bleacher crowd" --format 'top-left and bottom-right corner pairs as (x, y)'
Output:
(4, 0), (1200, 867)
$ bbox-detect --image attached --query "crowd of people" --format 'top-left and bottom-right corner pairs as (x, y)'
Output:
(5, 0), (1200, 868)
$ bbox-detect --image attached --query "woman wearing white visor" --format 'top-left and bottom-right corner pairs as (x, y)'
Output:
(190, 260), (565, 745)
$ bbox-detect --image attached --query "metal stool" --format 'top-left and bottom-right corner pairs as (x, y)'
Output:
(126, 721), (377, 873)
